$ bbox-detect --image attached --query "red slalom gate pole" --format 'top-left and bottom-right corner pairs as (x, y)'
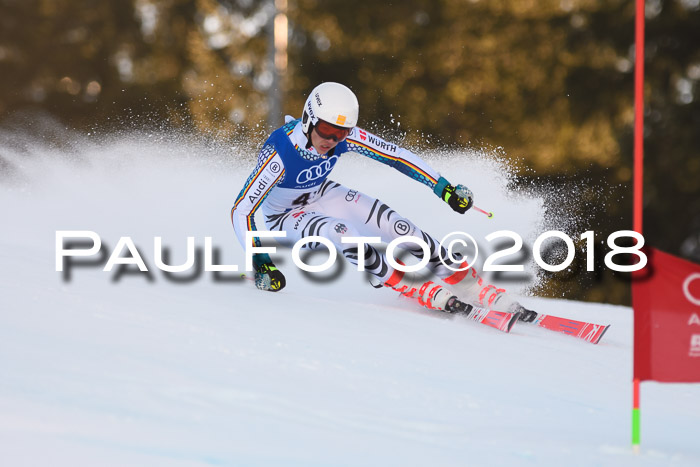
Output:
(634, 0), (645, 236)
(632, 0), (645, 454)
(633, 378), (641, 453)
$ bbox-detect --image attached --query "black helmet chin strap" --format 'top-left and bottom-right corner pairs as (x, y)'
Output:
(304, 121), (314, 149)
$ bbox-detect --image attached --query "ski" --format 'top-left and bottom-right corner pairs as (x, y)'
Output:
(397, 293), (520, 333)
(528, 313), (610, 344)
(460, 305), (521, 333)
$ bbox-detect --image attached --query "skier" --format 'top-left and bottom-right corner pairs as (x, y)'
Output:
(231, 82), (536, 321)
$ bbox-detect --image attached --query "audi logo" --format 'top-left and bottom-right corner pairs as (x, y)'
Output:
(296, 156), (338, 184)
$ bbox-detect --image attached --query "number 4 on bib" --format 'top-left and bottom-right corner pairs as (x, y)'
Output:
(292, 192), (311, 206)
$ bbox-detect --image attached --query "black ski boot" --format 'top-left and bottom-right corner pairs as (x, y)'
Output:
(445, 296), (473, 316)
(512, 305), (538, 323)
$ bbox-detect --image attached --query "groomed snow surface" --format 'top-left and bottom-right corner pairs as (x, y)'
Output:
(1, 127), (699, 466)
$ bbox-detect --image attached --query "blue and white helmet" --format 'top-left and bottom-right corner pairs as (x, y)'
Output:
(301, 82), (359, 135)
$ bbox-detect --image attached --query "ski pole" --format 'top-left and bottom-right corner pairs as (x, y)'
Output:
(473, 205), (494, 219)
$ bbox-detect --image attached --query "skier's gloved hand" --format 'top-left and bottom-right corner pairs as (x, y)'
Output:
(253, 253), (286, 292)
(434, 177), (474, 214)
(446, 184), (474, 213)
(255, 263), (286, 291)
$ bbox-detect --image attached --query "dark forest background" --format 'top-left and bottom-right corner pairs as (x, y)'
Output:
(1, 0), (698, 304)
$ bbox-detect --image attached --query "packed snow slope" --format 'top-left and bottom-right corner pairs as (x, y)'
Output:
(1, 125), (699, 466)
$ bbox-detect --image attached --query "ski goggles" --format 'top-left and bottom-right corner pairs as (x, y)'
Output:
(314, 120), (352, 142)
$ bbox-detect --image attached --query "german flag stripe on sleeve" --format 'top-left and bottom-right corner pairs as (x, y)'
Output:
(347, 139), (438, 185)
(245, 169), (285, 243)
(232, 152), (278, 211)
